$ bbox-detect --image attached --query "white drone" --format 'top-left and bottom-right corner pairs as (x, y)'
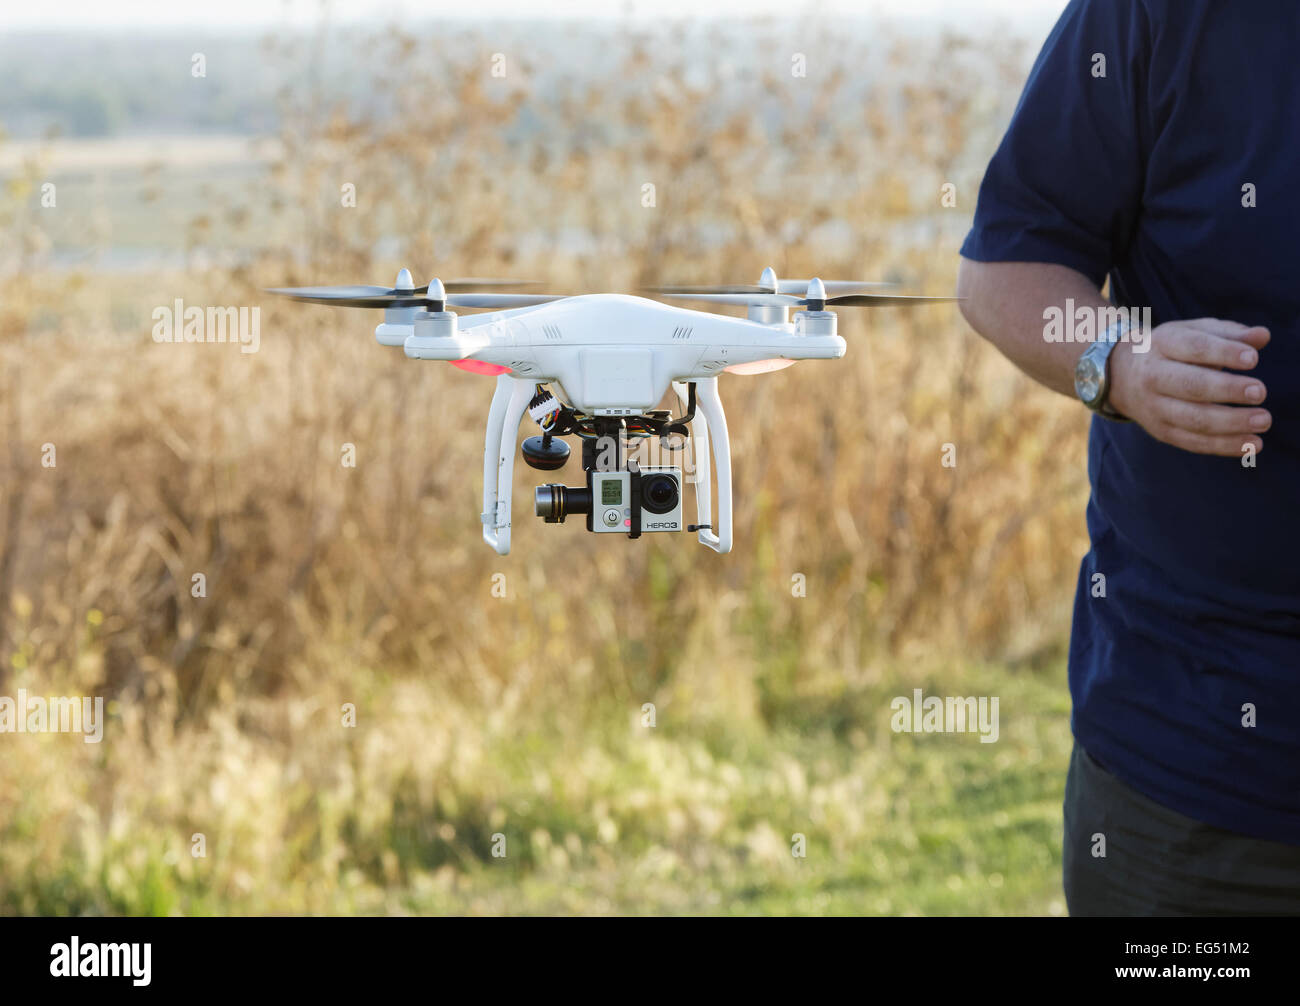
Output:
(270, 268), (954, 555)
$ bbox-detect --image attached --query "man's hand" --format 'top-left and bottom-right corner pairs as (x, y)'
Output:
(956, 261), (1273, 458)
(1108, 319), (1271, 457)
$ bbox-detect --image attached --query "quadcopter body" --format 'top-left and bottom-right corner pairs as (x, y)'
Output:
(399, 292), (845, 413)
(270, 267), (954, 555)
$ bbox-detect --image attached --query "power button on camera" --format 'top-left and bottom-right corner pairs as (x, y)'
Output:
(602, 508), (620, 527)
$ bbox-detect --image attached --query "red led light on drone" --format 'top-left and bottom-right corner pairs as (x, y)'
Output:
(451, 360), (512, 376)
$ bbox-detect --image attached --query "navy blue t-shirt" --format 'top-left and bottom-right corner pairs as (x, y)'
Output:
(962, 0), (1300, 844)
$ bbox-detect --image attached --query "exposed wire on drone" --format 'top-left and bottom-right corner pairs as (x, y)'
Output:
(527, 382), (696, 443)
(529, 386), (562, 430)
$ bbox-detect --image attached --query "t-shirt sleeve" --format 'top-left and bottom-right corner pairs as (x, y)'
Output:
(960, 0), (1150, 288)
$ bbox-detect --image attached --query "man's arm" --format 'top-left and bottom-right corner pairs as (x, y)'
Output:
(956, 258), (1272, 458)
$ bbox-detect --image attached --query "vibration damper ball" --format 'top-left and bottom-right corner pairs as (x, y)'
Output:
(522, 435), (570, 471)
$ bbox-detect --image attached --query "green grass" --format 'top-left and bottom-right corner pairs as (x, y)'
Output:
(0, 660), (1073, 916)
(384, 668), (1073, 916)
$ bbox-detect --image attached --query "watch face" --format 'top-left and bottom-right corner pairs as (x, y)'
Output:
(1074, 353), (1104, 405)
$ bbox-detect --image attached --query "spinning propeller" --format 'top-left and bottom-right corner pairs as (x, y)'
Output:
(645, 268), (958, 311)
(268, 269), (564, 310)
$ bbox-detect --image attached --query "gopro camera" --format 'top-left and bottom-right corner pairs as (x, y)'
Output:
(535, 464), (683, 537)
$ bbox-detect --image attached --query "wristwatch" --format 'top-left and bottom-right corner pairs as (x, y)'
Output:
(1074, 317), (1132, 422)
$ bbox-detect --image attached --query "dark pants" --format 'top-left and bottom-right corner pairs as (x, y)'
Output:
(1063, 742), (1300, 916)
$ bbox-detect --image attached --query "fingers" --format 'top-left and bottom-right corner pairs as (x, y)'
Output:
(1129, 319), (1273, 457)
(1148, 392), (1266, 456)
(1151, 396), (1271, 437)
(1181, 318), (1271, 350)
(1146, 360), (1267, 405)
(1154, 425), (1263, 458)
(1157, 327), (1264, 370)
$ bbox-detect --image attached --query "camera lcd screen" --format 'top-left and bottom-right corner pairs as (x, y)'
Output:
(601, 480), (623, 505)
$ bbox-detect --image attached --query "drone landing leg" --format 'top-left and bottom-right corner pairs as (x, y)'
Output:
(674, 377), (732, 554)
(481, 375), (533, 555)
(673, 380), (711, 531)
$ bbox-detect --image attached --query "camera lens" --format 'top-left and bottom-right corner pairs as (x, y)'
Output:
(535, 484), (591, 523)
(640, 473), (679, 515)
(535, 485), (562, 520)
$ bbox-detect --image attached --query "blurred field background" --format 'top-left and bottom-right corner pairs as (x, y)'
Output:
(0, 11), (1088, 914)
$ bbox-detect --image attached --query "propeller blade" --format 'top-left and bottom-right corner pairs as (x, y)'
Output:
(646, 280), (895, 296)
(425, 278), (542, 292)
(780, 280), (896, 296)
(660, 292), (960, 308)
(825, 293), (962, 306)
(267, 285), (396, 302)
(266, 288), (427, 308)
(446, 293), (566, 309)
(268, 287), (565, 309)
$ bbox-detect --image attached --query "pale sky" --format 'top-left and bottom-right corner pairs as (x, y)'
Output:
(1, 0), (1068, 30)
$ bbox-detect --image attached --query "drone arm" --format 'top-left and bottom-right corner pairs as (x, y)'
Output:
(674, 377), (732, 554)
(481, 375), (533, 555)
